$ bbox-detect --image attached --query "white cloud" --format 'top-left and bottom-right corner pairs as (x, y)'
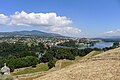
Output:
(105, 31), (115, 34)
(10, 11), (72, 27)
(104, 29), (120, 36)
(0, 14), (9, 25)
(49, 26), (81, 37)
(0, 11), (81, 37)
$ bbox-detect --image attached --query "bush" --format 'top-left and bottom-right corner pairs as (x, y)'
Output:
(40, 53), (53, 63)
(8, 65), (14, 72)
(78, 48), (93, 57)
(32, 65), (36, 68)
(48, 60), (57, 69)
(67, 54), (75, 60)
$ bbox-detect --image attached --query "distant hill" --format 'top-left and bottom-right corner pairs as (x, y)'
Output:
(100, 35), (120, 39)
(94, 36), (120, 42)
(0, 30), (65, 38)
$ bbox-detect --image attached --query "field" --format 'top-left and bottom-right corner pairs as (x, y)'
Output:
(12, 63), (49, 76)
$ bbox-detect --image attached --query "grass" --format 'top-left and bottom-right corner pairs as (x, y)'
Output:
(60, 60), (74, 68)
(83, 50), (103, 59)
(0, 74), (13, 80)
(18, 74), (46, 80)
(57, 51), (103, 69)
(12, 63), (49, 76)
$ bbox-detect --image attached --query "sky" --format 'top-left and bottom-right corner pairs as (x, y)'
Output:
(0, 0), (120, 37)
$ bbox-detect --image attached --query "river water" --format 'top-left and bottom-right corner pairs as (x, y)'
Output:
(80, 42), (114, 49)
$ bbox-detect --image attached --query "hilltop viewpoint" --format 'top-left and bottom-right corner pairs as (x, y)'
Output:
(33, 47), (120, 80)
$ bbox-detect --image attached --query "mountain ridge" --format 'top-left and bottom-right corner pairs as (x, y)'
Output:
(0, 30), (65, 38)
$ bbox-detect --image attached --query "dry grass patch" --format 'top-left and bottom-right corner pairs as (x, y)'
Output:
(12, 63), (49, 76)
(83, 50), (103, 59)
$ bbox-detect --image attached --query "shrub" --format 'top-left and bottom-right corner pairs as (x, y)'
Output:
(9, 65), (14, 72)
(48, 60), (57, 69)
(67, 54), (75, 60)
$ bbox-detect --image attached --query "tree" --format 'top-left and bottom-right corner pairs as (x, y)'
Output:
(40, 53), (53, 63)
(113, 42), (119, 47)
(57, 40), (78, 47)
(70, 48), (79, 56)
(48, 59), (57, 69)
(67, 53), (75, 60)
(8, 65), (14, 72)
(78, 48), (93, 57)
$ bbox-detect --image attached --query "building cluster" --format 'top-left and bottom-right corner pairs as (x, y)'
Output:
(0, 37), (102, 48)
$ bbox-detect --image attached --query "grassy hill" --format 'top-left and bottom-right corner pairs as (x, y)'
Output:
(34, 48), (120, 80)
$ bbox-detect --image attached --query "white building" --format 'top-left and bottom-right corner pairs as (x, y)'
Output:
(1, 63), (10, 75)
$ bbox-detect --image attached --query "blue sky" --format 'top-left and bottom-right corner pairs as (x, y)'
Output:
(0, 0), (120, 37)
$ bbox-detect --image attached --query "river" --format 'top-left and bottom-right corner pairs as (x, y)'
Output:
(80, 42), (114, 49)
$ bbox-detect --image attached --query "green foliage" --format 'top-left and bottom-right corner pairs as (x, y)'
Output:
(40, 47), (76, 63)
(40, 53), (53, 63)
(8, 65), (14, 72)
(12, 51), (37, 58)
(0, 41), (46, 72)
(13, 64), (49, 75)
(102, 46), (115, 51)
(70, 48), (79, 56)
(0, 42), (46, 57)
(57, 40), (78, 47)
(48, 60), (57, 69)
(113, 42), (119, 47)
(0, 56), (38, 72)
(0, 40), (116, 73)
(78, 48), (93, 57)
(67, 53), (75, 60)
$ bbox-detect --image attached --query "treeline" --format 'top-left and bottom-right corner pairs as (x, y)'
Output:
(57, 39), (98, 48)
(0, 56), (38, 72)
(102, 38), (120, 42)
(40, 47), (95, 69)
(0, 42), (45, 56)
(0, 41), (118, 71)
(57, 40), (78, 47)
(0, 41), (95, 71)
(102, 42), (120, 51)
(0, 42), (45, 72)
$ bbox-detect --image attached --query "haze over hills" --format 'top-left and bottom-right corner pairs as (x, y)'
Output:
(100, 35), (120, 39)
(0, 30), (65, 38)
(96, 35), (120, 42)
(1, 30), (120, 39)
